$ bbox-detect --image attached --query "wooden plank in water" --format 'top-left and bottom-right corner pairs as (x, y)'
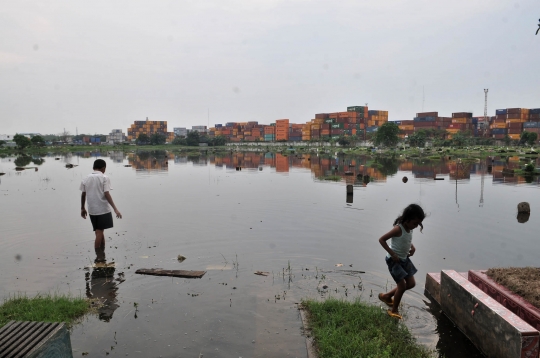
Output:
(135, 268), (206, 278)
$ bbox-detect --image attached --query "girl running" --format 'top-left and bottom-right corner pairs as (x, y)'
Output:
(378, 204), (425, 319)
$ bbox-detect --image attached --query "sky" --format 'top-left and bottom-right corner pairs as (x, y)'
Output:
(1, 0), (539, 135)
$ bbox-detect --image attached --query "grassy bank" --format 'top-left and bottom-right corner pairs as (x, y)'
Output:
(302, 298), (434, 358)
(0, 293), (93, 328)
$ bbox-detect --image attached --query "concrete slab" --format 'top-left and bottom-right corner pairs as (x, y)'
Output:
(469, 270), (540, 331)
(425, 272), (441, 305)
(440, 270), (539, 358)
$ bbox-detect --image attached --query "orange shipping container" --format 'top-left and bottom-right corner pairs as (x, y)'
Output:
(452, 118), (469, 124)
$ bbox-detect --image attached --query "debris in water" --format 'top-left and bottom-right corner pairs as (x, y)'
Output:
(177, 255), (186, 262)
(124, 165), (132, 167)
(65, 164), (78, 169)
(254, 271), (269, 276)
(335, 263), (343, 267)
(135, 268), (206, 278)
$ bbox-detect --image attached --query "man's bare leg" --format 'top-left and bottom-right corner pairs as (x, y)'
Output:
(95, 229), (105, 249)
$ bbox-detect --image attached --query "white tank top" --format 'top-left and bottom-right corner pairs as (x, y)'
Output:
(386, 224), (413, 260)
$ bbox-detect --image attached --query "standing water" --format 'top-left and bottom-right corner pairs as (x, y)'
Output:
(1, 150), (539, 357)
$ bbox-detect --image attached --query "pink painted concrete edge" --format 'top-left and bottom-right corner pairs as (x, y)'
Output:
(469, 270), (540, 331)
(443, 270), (538, 335)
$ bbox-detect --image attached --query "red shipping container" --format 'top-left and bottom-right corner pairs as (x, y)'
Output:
(452, 112), (473, 118)
(315, 113), (328, 119)
(493, 119), (506, 124)
(331, 129), (342, 135)
(507, 108), (525, 114)
(530, 114), (540, 119)
(507, 128), (521, 134)
(416, 112), (438, 118)
(336, 118), (347, 123)
(496, 114), (507, 120)
(321, 124), (330, 130)
(507, 122), (523, 129)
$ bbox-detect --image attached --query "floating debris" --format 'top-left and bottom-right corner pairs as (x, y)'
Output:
(65, 164), (78, 169)
(135, 268), (206, 278)
(177, 255), (186, 262)
(254, 271), (269, 276)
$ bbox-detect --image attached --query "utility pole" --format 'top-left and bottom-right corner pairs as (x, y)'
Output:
(479, 88), (488, 207)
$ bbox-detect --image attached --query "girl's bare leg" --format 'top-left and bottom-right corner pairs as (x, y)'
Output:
(391, 276), (416, 313)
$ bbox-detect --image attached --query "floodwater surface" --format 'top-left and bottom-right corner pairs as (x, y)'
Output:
(1, 150), (539, 357)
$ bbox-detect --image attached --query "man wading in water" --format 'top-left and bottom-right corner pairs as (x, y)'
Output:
(80, 159), (122, 262)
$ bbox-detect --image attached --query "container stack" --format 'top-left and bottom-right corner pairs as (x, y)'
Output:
(127, 119), (175, 142)
(264, 124), (276, 141)
(275, 119), (289, 141)
(446, 112), (473, 138)
(289, 124), (303, 141)
(397, 120), (414, 138)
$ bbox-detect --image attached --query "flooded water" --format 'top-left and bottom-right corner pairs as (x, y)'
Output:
(1, 150), (539, 357)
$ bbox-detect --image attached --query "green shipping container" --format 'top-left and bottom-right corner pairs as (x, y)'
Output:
(347, 106), (365, 112)
(331, 123), (344, 129)
(324, 118), (335, 124)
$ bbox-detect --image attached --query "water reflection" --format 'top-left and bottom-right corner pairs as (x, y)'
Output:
(85, 250), (120, 322)
(128, 150), (171, 174)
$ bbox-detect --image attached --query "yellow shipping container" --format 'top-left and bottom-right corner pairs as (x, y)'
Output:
(506, 118), (526, 123)
(491, 123), (506, 129)
(399, 125), (414, 131)
(452, 118), (469, 124)
(311, 124), (321, 129)
(508, 134), (520, 140)
(302, 136), (311, 141)
(446, 128), (460, 133)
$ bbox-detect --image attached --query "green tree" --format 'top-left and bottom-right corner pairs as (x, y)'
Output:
(211, 135), (228, 146)
(337, 136), (351, 146)
(0, 140), (5, 147)
(13, 134), (31, 149)
(451, 131), (470, 147)
(503, 134), (512, 146)
(31, 135), (45, 147)
(186, 131), (200, 146)
(373, 122), (400, 147)
(520, 131), (538, 146)
(149, 133), (166, 145)
(408, 130), (427, 147)
(137, 133), (150, 145)
(172, 136), (187, 145)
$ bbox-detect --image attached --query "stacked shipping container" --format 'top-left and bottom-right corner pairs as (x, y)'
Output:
(127, 119), (175, 142)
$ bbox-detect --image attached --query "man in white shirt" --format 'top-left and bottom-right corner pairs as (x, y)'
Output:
(80, 159), (122, 258)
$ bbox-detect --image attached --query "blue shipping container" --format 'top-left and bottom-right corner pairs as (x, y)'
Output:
(524, 122), (540, 128)
(495, 109), (507, 115)
(472, 118), (478, 125)
(366, 126), (379, 133)
(492, 128), (507, 134)
(215, 124), (222, 128)
(530, 108), (540, 114)
(392, 121), (402, 125)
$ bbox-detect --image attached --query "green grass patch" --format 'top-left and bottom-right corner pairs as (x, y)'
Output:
(0, 293), (93, 328)
(318, 175), (342, 181)
(302, 298), (434, 358)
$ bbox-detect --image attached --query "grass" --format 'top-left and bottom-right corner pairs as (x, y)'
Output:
(0, 293), (93, 328)
(486, 267), (540, 309)
(318, 175), (342, 181)
(302, 298), (434, 358)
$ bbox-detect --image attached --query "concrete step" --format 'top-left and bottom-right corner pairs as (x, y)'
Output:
(440, 270), (539, 358)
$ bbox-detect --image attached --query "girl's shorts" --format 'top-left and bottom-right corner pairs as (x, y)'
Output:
(89, 212), (114, 231)
(385, 256), (417, 283)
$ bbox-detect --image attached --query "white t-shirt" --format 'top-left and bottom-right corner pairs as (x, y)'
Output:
(80, 171), (112, 215)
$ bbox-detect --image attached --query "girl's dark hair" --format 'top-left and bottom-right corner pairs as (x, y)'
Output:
(394, 204), (425, 231)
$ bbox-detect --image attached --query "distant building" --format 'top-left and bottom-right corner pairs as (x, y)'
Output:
(127, 117), (175, 142)
(191, 126), (207, 134)
(18, 133), (42, 138)
(108, 129), (126, 144)
(0, 134), (14, 141)
(173, 127), (188, 137)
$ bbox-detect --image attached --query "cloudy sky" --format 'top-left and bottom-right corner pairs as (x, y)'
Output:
(1, 0), (539, 135)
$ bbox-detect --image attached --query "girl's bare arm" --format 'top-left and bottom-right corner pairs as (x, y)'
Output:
(378, 226), (402, 262)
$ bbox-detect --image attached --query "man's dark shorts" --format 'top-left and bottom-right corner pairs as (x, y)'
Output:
(89, 212), (113, 231)
(385, 256), (418, 283)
